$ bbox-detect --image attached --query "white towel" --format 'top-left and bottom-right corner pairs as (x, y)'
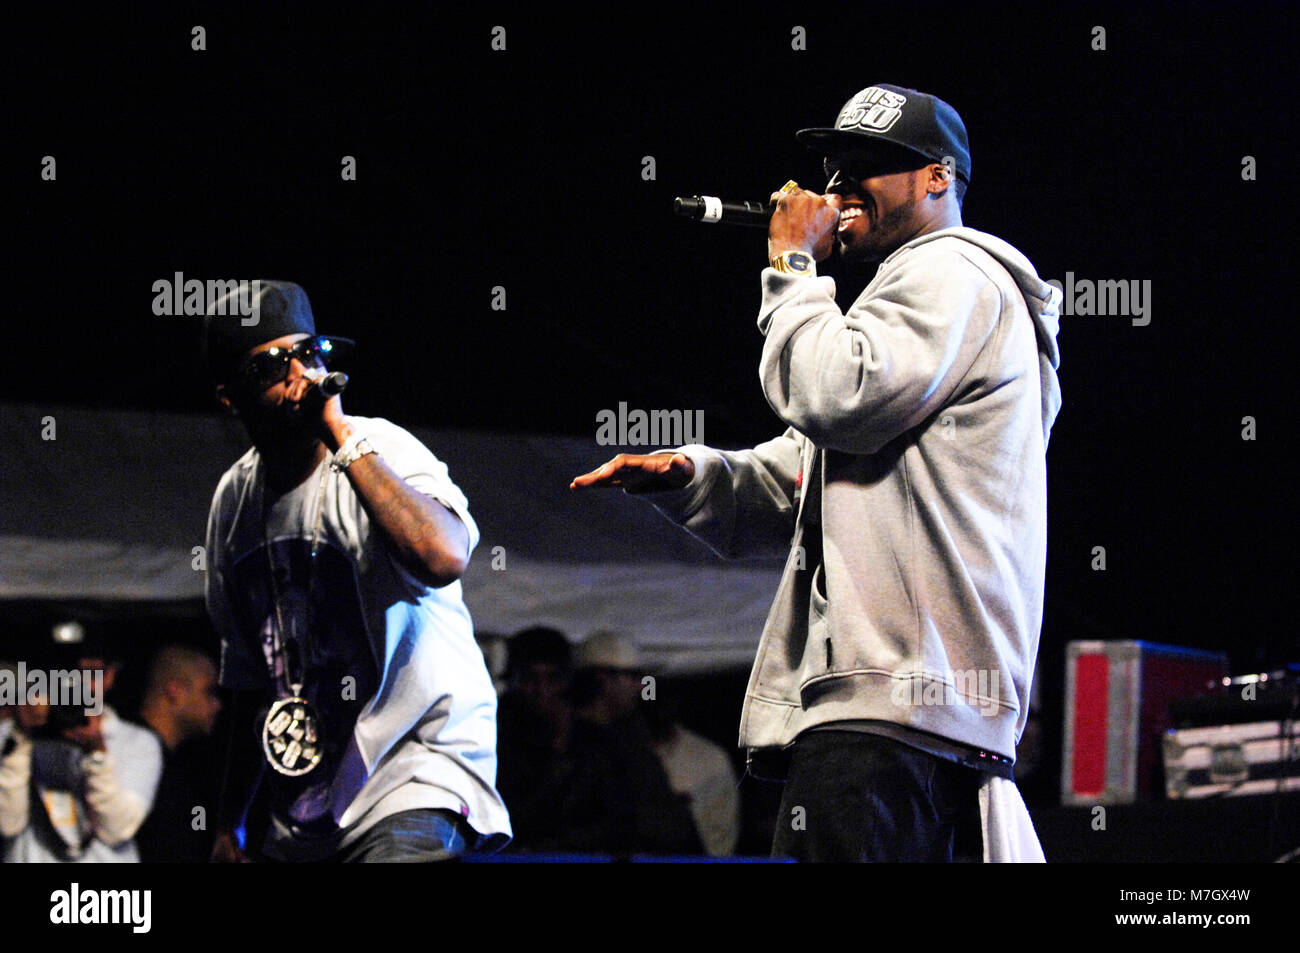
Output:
(979, 775), (1045, 862)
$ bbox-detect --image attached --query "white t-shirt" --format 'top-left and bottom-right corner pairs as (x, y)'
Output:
(205, 416), (511, 860)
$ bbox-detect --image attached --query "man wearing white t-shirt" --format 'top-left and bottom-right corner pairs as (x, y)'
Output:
(202, 280), (510, 862)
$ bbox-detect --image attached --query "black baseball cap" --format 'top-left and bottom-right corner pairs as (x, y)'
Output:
(202, 280), (353, 384)
(796, 84), (971, 185)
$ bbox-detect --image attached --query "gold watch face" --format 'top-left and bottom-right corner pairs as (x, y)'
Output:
(785, 252), (812, 272)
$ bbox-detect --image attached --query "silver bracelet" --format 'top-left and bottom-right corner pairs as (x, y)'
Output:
(331, 433), (377, 472)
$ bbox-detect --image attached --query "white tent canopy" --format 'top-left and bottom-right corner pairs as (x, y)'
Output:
(1, 403), (781, 674)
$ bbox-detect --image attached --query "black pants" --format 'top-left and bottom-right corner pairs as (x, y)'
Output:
(330, 809), (476, 863)
(771, 731), (984, 863)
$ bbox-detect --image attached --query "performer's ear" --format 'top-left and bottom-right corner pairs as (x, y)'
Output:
(927, 163), (950, 195)
(215, 384), (238, 417)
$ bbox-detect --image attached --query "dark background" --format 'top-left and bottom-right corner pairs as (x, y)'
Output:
(6, 1), (1297, 829)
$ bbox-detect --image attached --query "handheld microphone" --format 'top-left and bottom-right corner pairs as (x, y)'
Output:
(674, 196), (773, 228)
(297, 371), (348, 415)
(318, 371), (349, 397)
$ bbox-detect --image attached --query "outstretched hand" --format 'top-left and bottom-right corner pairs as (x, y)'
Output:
(570, 452), (696, 494)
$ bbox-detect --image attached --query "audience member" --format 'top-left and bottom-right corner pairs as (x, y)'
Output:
(135, 644), (223, 862)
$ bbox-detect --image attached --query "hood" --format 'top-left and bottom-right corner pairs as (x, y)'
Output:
(889, 226), (1063, 446)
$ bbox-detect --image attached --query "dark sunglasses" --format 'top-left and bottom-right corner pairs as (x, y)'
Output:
(234, 335), (352, 390)
(824, 156), (874, 182)
(823, 148), (933, 188)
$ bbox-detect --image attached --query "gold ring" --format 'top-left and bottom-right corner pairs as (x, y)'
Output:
(779, 179), (801, 194)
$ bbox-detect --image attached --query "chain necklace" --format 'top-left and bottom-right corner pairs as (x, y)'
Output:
(258, 455), (331, 777)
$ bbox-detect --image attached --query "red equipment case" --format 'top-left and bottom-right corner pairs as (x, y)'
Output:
(1062, 640), (1227, 804)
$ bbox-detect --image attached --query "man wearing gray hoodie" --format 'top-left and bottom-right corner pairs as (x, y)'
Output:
(573, 85), (1061, 862)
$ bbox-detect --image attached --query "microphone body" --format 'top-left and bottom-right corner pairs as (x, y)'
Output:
(319, 371), (349, 397)
(674, 196), (773, 228)
(297, 371), (349, 416)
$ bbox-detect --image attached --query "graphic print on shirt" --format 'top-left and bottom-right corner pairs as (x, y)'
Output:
(227, 536), (378, 828)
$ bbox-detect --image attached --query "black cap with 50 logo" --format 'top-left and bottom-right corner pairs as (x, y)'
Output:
(796, 84), (971, 185)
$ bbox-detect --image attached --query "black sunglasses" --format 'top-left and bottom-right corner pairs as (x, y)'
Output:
(823, 147), (934, 188)
(824, 156), (873, 182)
(234, 335), (352, 391)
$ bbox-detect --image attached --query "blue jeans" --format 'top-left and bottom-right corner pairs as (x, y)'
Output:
(771, 731), (984, 862)
(333, 809), (476, 863)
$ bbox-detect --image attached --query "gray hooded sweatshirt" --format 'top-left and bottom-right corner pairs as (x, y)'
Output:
(647, 226), (1062, 763)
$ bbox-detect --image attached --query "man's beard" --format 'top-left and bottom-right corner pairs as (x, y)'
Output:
(837, 198), (919, 265)
(241, 401), (317, 453)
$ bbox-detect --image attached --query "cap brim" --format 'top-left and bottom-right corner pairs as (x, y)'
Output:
(796, 128), (937, 174)
(317, 335), (356, 364)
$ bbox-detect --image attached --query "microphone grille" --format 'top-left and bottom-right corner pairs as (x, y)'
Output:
(320, 371), (349, 396)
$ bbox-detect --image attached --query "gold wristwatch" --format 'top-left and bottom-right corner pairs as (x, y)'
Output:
(770, 250), (816, 276)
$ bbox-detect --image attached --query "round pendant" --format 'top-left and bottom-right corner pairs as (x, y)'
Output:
(261, 696), (324, 776)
